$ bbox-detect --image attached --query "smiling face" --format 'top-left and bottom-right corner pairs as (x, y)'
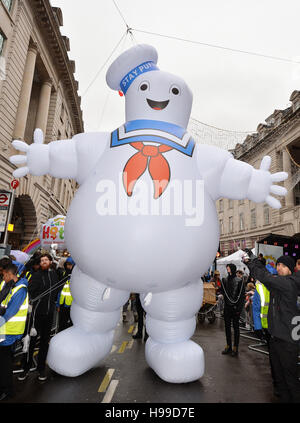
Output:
(125, 70), (193, 128)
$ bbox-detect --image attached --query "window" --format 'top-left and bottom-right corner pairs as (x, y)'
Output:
(229, 216), (233, 233)
(295, 182), (300, 206)
(219, 219), (223, 235)
(238, 199), (244, 206)
(60, 103), (65, 124)
(263, 205), (270, 225)
(219, 199), (223, 212)
(228, 199), (233, 209)
(251, 208), (256, 228)
(239, 213), (245, 231)
(0, 31), (5, 56)
(2, 0), (12, 12)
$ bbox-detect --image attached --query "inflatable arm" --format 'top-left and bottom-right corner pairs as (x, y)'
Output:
(10, 129), (109, 185)
(196, 144), (288, 209)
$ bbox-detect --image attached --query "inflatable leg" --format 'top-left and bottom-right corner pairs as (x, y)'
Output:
(141, 280), (204, 383)
(47, 266), (129, 377)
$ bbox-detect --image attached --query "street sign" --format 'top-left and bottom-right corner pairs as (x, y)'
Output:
(0, 211), (8, 233)
(11, 180), (19, 190)
(0, 193), (9, 206)
(0, 191), (12, 234)
(0, 191), (11, 233)
(7, 224), (14, 232)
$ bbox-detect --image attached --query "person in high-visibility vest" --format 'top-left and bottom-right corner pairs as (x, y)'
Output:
(57, 257), (75, 332)
(252, 264), (278, 396)
(0, 262), (28, 401)
(245, 252), (300, 403)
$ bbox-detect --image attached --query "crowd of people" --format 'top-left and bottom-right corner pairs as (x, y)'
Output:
(215, 253), (300, 403)
(0, 247), (300, 403)
(0, 252), (75, 401)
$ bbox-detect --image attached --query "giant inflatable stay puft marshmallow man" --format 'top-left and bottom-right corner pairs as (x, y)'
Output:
(10, 44), (288, 383)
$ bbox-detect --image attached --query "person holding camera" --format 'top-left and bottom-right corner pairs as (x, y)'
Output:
(0, 262), (28, 401)
(244, 251), (300, 403)
(220, 263), (245, 357)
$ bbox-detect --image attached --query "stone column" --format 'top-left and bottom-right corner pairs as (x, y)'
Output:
(14, 43), (38, 140)
(282, 148), (294, 207)
(35, 79), (52, 136)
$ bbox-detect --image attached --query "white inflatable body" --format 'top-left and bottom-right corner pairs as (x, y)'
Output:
(10, 44), (288, 383)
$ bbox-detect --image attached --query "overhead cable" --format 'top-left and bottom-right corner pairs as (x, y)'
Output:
(82, 30), (127, 98)
(132, 28), (300, 65)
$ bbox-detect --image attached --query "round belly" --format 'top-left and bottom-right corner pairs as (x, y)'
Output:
(65, 165), (219, 293)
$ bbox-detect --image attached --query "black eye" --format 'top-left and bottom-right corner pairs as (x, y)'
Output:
(170, 85), (180, 95)
(139, 82), (149, 91)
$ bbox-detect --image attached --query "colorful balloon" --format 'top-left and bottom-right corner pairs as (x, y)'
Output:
(40, 215), (66, 250)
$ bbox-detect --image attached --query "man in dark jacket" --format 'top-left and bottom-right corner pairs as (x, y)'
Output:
(244, 252), (300, 403)
(18, 253), (61, 382)
(220, 263), (245, 357)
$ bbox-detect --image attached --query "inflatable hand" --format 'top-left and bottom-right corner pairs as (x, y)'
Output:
(10, 128), (50, 177)
(247, 156), (288, 209)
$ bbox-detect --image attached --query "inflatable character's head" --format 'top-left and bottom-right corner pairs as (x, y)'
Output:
(106, 44), (193, 129)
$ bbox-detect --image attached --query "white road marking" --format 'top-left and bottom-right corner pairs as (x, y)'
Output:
(101, 380), (119, 403)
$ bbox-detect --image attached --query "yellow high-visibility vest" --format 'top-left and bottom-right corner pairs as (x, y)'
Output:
(0, 282), (29, 335)
(256, 281), (270, 329)
(59, 279), (73, 306)
(25, 271), (32, 282)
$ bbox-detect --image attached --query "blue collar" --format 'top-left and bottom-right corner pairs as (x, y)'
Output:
(111, 120), (195, 157)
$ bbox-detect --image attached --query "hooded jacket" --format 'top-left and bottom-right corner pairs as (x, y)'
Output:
(247, 258), (300, 344)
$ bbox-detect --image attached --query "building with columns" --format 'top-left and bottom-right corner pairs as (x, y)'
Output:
(217, 90), (300, 257)
(0, 0), (84, 249)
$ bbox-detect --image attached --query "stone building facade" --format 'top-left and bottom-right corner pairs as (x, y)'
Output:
(0, 0), (83, 249)
(218, 91), (300, 257)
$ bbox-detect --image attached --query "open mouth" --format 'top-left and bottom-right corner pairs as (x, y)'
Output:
(147, 98), (169, 111)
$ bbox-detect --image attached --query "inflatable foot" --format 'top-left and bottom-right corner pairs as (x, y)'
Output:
(47, 326), (114, 377)
(145, 338), (204, 383)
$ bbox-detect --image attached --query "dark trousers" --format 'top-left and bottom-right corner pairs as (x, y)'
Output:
(22, 312), (53, 372)
(58, 307), (72, 332)
(135, 294), (148, 337)
(224, 306), (240, 348)
(0, 344), (14, 395)
(269, 337), (300, 403)
(263, 330), (277, 388)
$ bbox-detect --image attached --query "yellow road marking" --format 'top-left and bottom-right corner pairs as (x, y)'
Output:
(128, 325), (135, 334)
(118, 341), (128, 353)
(98, 368), (115, 393)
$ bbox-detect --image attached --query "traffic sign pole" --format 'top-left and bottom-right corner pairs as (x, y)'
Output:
(3, 186), (16, 245)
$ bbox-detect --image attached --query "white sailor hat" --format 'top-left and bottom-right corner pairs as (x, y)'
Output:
(106, 44), (159, 95)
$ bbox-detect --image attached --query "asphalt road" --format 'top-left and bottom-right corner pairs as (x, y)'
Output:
(4, 312), (279, 404)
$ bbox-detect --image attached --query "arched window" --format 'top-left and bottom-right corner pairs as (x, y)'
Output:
(2, 0), (13, 12)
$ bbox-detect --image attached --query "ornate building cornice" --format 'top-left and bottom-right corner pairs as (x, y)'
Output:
(29, 0), (84, 134)
(233, 92), (300, 161)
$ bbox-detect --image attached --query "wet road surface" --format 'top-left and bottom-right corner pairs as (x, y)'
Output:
(4, 313), (281, 403)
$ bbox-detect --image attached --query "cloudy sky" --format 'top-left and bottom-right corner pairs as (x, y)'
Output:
(51, 0), (300, 136)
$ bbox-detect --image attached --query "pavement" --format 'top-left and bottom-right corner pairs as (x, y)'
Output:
(3, 312), (280, 404)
